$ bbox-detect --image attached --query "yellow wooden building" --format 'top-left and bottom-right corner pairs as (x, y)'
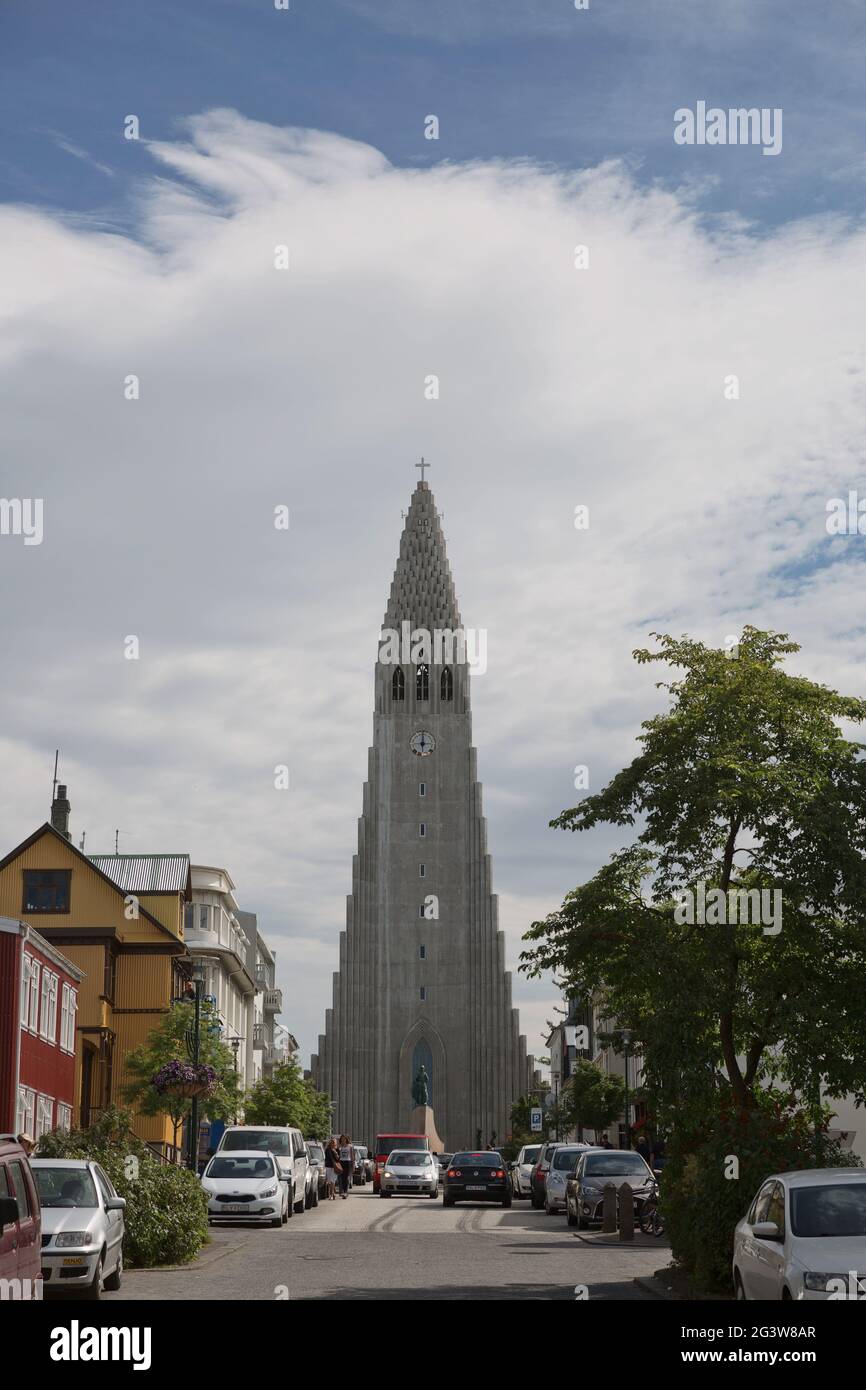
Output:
(0, 811), (191, 1157)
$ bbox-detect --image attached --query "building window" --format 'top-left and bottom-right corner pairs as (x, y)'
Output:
(416, 664), (429, 701)
(28, 961), (40, 1032)
(419, 782), (426, 796)
(16, 1086), (35, 1136)
(419, 945), (426, 960)
(419, 823), (426, 838)
(419, 864), (426, 878)
(20, 954), (32, 1028)
(199, 904), (209, 933)
(36, 1094), (54, 1137)
(40, 970), (59, 1042)
(440, 667), (453, 701)
(419, 987), (427, 1001)
(392, 666), (405, 701)
(60, 983), (78, 1053)
(184, 902), (194, 933)
(22, 869), (71, 914)
(56, 1103), (72, 1133)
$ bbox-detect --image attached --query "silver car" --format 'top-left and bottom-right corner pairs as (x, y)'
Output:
(544, 1143), (592, 1214)
(510, 1143), (542, 1199)
(379, 1149), (440, 1198)
(31, 1158), (126, 1299)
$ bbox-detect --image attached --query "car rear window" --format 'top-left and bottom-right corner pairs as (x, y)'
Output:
(450, 1153), (500, 1167)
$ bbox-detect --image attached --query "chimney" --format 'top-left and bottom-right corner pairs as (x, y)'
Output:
(51, 783), (71, 840)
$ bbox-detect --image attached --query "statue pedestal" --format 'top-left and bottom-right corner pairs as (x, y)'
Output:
(410, 1104), (445, 1153)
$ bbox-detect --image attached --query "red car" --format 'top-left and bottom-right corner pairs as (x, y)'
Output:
(0, 1134), (41, 1300)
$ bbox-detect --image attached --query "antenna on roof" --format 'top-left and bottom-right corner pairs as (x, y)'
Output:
(52, 749), (59, 803)
(79, 831), (86, 852)
(114, 829), (128, 855)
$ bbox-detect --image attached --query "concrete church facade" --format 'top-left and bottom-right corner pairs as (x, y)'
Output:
(311, 479), (534, 1148)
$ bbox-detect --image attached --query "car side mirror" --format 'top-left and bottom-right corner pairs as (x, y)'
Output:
(105, 1197), (126, 1212)
(752, 1220), (781, 1240)
(0, 1195), (19, 1228)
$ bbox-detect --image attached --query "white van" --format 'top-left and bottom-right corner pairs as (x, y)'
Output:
(216, 1126), (309, 1217)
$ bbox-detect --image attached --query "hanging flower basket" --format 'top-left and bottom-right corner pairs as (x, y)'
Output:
(152, 1061), (217, 1099)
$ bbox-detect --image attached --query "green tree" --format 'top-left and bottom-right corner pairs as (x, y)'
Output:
(244, 1057), (332, 1138)
(122, 1000), (242, 1149)
(561, 1059), (624, 1139)
(522, 628), (866, 1128)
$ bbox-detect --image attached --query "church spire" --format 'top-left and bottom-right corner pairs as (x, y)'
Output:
(383, 478), (461, 634)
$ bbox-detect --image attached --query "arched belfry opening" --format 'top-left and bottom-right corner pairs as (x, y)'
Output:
(416, 663), (429, 701)
(440, 666), (453, 702)
(392, 666), (405, 701)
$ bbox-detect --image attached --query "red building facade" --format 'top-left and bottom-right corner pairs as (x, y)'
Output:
(0, 916), (83, 1136)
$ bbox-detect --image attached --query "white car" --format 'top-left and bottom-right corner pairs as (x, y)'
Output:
(733, 1168), (866, 1300)
(201, 1150), (289, 1226)
(379, 1150), (440, 1198)
(217, 1125), (309, 1217)
(510, 1144), (542, 1199)
(31, 1158), (126, 1299)
(543, 1144), (592, 1214)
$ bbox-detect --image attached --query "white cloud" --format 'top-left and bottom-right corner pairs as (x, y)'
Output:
(2, 109), (866, 1069)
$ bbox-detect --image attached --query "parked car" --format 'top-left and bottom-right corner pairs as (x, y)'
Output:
(30, 1158), (125, 1299)
(543, 1143), (592, 1214)
(201, 1150), (289, 1227)
(442, 1151), (512, 1208)
(217, 1125), (308, 1216)
(0, 1134), (41, 1299)
(379, 1150), (440, 1198)
(510, 1143), (542, 1199)
(565, 1148), (655, 1228)
(733, 1169), (866, 1301)
(306, 1141), (327, 1201)
(353, 1145), (370, 1185)
(530, 1142), (562, 1209)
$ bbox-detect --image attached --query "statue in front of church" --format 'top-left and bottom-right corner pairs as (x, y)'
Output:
(412, 1064), (430, 1108)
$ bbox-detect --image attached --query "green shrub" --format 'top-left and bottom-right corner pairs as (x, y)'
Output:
(37, 1107), (209, 1268)
(662, 1096), (861, 1294)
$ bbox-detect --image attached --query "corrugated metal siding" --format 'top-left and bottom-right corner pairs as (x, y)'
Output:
(90, 855), (190, 894)
(115, 953), (172, 1010)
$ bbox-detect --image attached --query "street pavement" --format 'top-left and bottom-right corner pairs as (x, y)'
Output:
(105, 1186), (668, 1301)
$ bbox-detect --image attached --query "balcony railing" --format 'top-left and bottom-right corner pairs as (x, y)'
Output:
(263, 988), (282, 1014)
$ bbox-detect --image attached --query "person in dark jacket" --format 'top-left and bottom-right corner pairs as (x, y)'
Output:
(324, 1138), (339, 1199)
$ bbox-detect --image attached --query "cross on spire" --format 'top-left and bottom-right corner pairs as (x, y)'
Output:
(416, 456), (430, 483)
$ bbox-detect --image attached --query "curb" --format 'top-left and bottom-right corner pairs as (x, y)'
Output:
(126, 1236), (252, 1274)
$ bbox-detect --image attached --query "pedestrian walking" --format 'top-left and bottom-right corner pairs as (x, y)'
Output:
(635, 1132), (651, 1163)
(337, 1134), (353, 1199)
(324, 1138), (340, 1199)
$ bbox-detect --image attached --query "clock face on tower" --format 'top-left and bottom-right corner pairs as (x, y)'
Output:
(410, 731), (436, 757)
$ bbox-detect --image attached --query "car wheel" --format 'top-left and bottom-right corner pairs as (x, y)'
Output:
(311, 1185), (319, 1207)
(83, 1253), (105, 1301)
(443, 1194), (454, 1208)
(104, 1251), (122, 1292)
(285, 1189), (293, 1217)
(430, 1189), (438, 1199)
(734, 1271), (746, 1300)
(270, 1214), (282, 1227)
(781, 1286), (793, 1301)
(531, 1192), (543, 1210)
(304, 1187), (313, 1210)
(379, 1189), (390, 1198)
(502, 1195), (512, 1209)
(545, 1197), (555, 1215)
(294, 1192), (305, 1214)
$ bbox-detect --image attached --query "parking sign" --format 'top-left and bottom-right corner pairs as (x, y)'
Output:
(530, 1107), (543, 1132)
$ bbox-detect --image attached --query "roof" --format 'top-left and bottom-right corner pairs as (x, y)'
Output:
(89, 853), (191, 896)
(0, 917), (85, 981)
(772, 1169), (866, 1186)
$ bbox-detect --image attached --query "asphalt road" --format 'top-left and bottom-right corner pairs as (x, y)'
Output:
(102, 1186), (667, 1301)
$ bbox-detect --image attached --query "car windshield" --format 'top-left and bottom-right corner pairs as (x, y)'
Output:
(207, 1156), (276, 1180)
(376, 1136), (428, 1153)
(553, 1149), (582, 1171)
(221, 1130), (291, 1156)
(790, 1183), (866, 1237)
(451, 1153), (500, 1167)
(388, 1153), (432, 1167)
(354, 1147), (367, 1157)
(583, 1154), (650, 1177)
(521, 1147), (541, 1163)
(33, 1167), (98, 1208)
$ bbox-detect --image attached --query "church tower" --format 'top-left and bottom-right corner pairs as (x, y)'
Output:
(311, 477), (534, 1146)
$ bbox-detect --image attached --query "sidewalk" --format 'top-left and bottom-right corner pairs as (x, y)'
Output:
(574, 1228), (671, 1252)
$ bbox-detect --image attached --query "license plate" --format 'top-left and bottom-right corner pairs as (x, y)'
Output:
(467, 1185), (485, 1191)
(226, 1204), (247, 1213)
(62, 1257), (85, 1266)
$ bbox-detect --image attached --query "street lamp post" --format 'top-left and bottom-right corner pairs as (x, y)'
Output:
(186, 959), (205, 1172)
(621, 1028), (632, 1149)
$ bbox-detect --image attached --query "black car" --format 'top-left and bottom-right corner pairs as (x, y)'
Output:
(442, 1152), (512, 1208)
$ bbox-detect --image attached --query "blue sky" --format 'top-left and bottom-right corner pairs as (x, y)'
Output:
(3, 1), (866, 1066)
(3, 0), (866, 230)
